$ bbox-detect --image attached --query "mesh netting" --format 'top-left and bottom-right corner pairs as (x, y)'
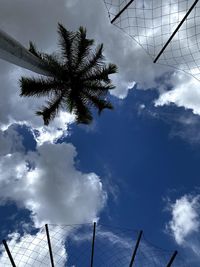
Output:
(0, 223), (188, 266)
(103, 0), (200, 81)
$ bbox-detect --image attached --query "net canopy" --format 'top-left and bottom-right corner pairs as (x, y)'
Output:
(103, 0), (200, 81)
(0, 223), (188, 266)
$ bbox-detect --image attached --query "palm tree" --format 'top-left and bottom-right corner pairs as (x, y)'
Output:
(19, 23), (117, 125)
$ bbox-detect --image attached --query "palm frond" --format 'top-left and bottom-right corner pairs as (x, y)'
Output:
(20, 77), (61, 97)
(83, 63), (117, 84)
(73, 96), (93, 124)
(65, 94), (75, 113)
(78, 44), (104, 75)
(83, 80), (115, 92)
(104, 63), (118, 75)
(83, 92), (113, 114)
(58, 23), (75, 67)
(42, 54), (68, 79)
(36, 93), (63, 125)
(29, 42), (43, 59)
(82, 85), (114, 100)
(74, 27), (94, 68)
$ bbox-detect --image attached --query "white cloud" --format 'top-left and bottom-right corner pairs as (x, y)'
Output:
(0, 142), (107, 227)
(32, 111), (75, 145)
(111, 79), (136, 99)
(155, 73), (200, 116)
(166, 194), (200, 257)
(0, 125), (24, 156)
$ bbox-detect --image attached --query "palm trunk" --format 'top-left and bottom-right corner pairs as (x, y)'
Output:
(0, 29), (52, 76)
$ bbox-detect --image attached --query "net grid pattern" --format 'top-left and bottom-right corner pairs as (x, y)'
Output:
(103, 0), (200, 81)
(0, 223), (188, 266)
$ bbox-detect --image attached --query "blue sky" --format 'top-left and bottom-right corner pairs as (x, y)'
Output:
(0, 0), (200, 266)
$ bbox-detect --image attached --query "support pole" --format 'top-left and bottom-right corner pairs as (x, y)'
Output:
(45, 224), (55, 267)
(154, 0), (199, 63)
(90, 222), (96, 267)
(111, 0), (135, 24)
(166, 250), (178, 267)
(0, 29), (51, 76)
(2, 239), (16, 267)
(129, 230), (143, 267)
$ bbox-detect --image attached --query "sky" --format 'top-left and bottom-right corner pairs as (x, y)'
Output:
(0, 0), (200, 266)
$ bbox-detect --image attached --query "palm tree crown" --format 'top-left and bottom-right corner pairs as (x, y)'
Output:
(20, 23), (117, 125)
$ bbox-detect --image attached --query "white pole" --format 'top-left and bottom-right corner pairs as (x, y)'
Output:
(0, 29), (52, 76)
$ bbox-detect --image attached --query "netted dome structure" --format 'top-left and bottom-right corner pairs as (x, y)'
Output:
(0, 223), (188, 266)
(103, 0), (200, 81)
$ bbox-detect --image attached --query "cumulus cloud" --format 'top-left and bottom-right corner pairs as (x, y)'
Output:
(0, 125), (24, 156)
(166, 194), (200, 257)
(0, 142), (107, 227)
(152, 71), (200, 143)
(32, 111), (75, 145)
(155, 73), (200, 116)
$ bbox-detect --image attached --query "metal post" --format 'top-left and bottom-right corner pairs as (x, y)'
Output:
(129, 230), (143, 267)
(2, 239), (16, 267)
(90, 222), (96, 267)
(166, 250), (178, 267)
(45, 224), (55, 267)
(154, 0), (199, 63)
(0, 29), (51, 76)
(111, 0), (135, 24)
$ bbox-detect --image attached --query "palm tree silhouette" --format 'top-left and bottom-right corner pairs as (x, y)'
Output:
(0, 24), (117, 125)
